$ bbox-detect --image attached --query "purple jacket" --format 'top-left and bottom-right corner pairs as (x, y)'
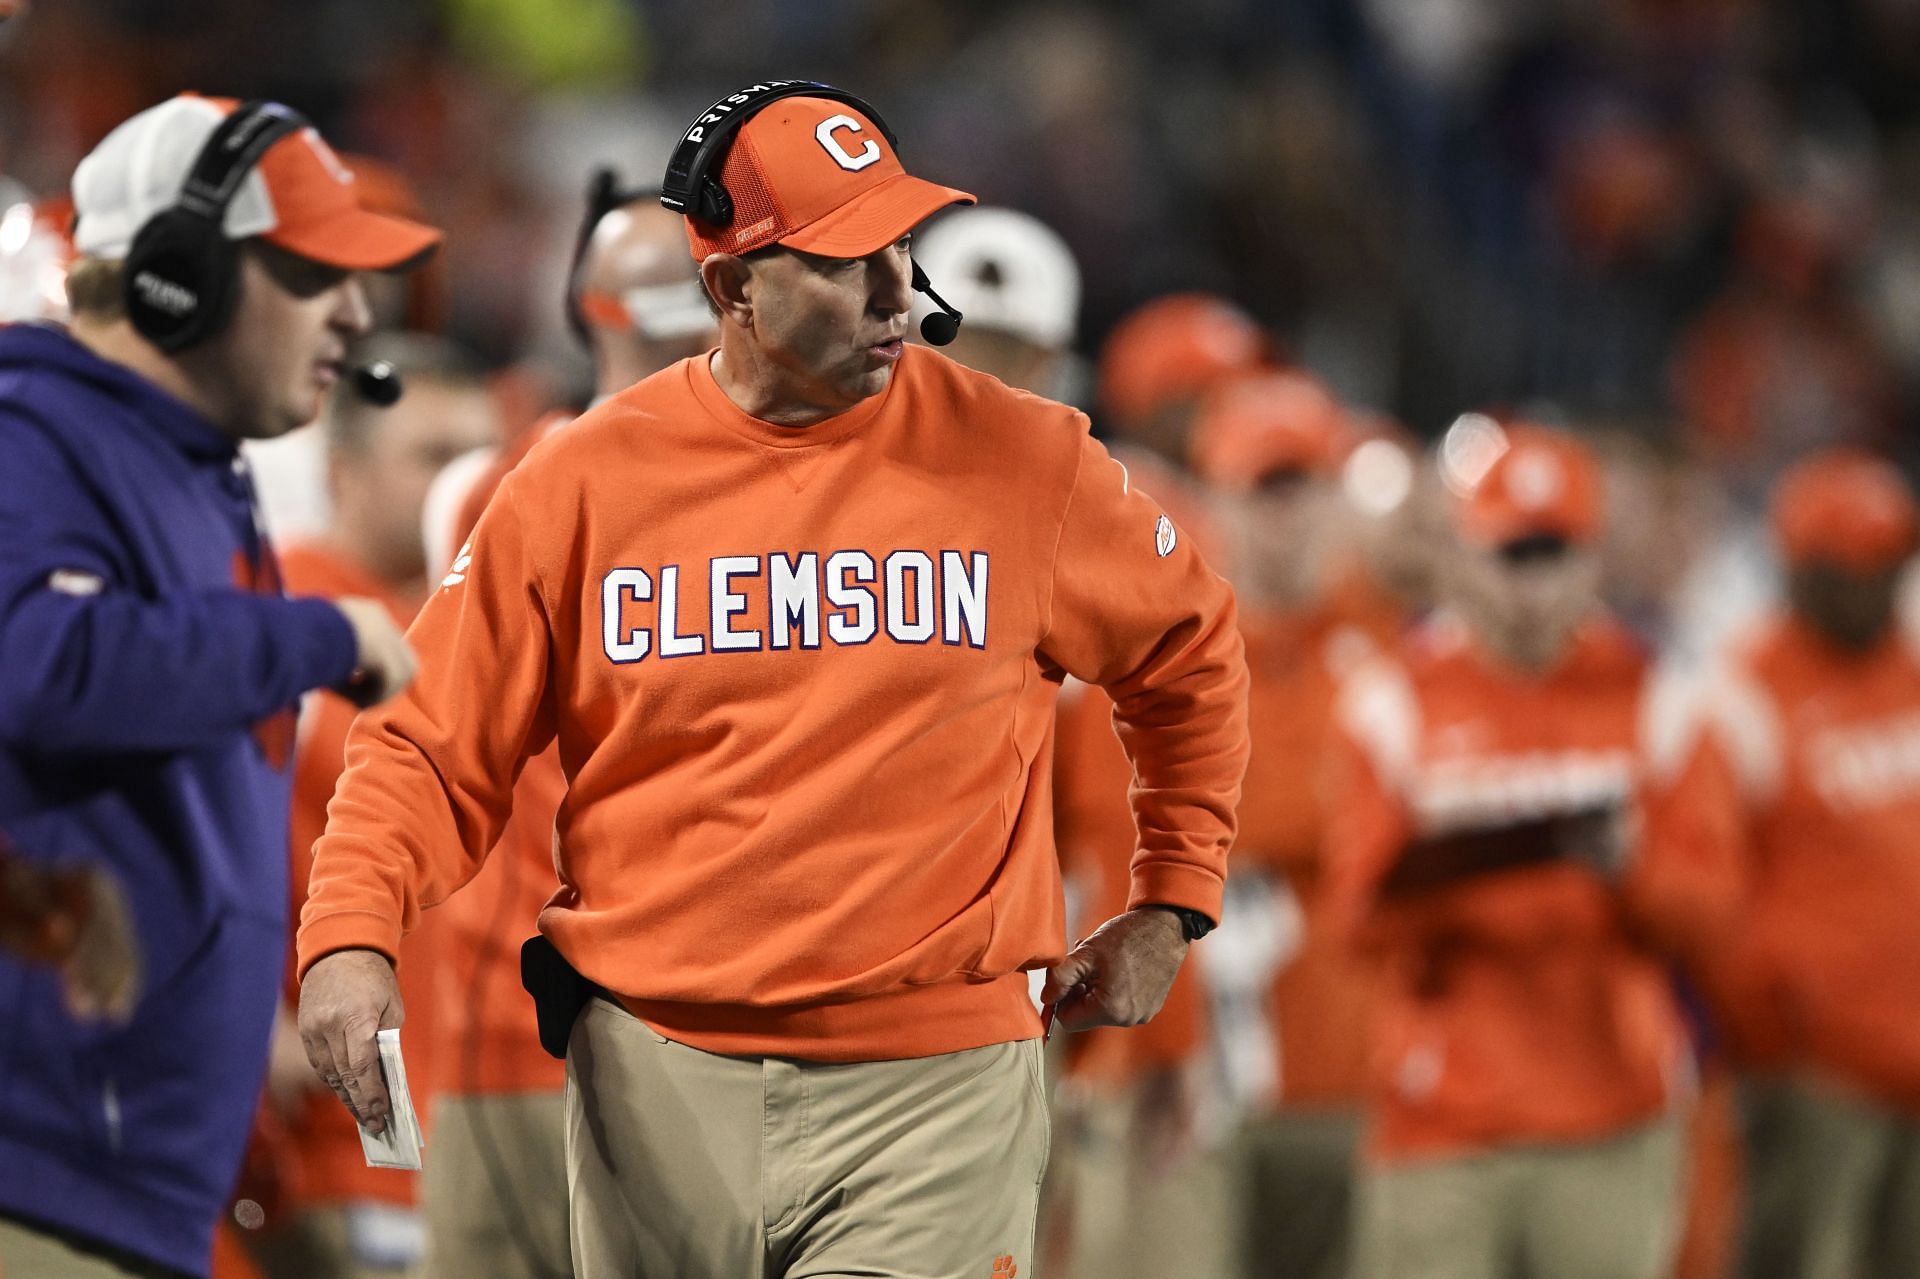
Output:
(0, 324), (358, 1277)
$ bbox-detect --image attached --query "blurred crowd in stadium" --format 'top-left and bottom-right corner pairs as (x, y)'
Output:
(8, 2), (1920, 1278)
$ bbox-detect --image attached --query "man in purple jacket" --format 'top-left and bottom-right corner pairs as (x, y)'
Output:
(0, 94), (432, 1278)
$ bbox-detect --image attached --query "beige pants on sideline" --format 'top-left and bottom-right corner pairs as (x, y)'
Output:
(424, 1092), (572, 1279)
(565, 997), (1050, 1278)
(1233, 1109), (1363, 1279)
(0, 1218), (146, 1278)
(1057, 1091), (1236, 1279)
(1737, 1075), (1920, 1279)
(1352, 1118), (1684, 1279)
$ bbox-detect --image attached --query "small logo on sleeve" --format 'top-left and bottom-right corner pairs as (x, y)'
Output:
(441, 541), (472, 589)
(1154, 514), (1177, 558)
(46, 568), (105, 596)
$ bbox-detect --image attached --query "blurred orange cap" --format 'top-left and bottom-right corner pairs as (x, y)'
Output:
(1187, 369), (1348, 490)
(1456, 424), (1604, 547)
(1097, 293), (1268, 425)
(1772, 448), (1917, 573)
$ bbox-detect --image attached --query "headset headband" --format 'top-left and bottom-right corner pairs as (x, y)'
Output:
(564, 166), (662, 344)
(659, 80), (897, 228)
(173, 100), (308, 225)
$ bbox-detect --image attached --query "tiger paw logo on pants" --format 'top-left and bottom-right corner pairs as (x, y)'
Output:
(991, 1256), (1017, 1278)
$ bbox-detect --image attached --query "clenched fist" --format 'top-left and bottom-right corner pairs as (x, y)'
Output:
(1042, 906), (1192, 1032)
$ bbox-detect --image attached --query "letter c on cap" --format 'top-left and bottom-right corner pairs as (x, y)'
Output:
(815, 115), (881, 172)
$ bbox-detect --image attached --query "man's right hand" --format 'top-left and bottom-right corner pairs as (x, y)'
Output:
(298, 948), (403, 1134)
(331, 597), (417, 708)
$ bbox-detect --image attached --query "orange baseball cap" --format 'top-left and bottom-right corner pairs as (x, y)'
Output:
(1097, 293), (1270, 426)
(1456, 423), (1604, 548)
(682, 96), (974, 261)
(1187, 370), (1349, 490)
(72, 94), (441, 273)
(1772, 448), (1918, 573)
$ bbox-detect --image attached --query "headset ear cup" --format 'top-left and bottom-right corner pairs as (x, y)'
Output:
(123, 210), (234, 353)
(697, 179), (734, 230)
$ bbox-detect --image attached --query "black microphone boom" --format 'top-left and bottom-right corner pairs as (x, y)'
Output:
(353, 359), (404, 407)
(910, 261), (963, 347)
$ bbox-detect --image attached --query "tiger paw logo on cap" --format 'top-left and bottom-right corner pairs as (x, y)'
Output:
(1155, 513), (1177, 558)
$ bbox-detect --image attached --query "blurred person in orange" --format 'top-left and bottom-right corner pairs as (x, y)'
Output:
(241, 334), (500, 1279)
(1187, 370), (1404, 1279)
(1097, 291), (1268, 471)
(408, 170), (712, 1279)
(1324, 423), (1741, 1279)
(1701, 448), (1920, 1279)
(0, 193), (74, 324)
(906, 205), (1081, 398)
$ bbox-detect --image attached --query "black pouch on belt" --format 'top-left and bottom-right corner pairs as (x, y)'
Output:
(520, 934), (599, 1059)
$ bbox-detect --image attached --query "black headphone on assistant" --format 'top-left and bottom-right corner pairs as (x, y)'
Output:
(659, 79), (964, 345)
(563, 166), (659, 347)
(123, 99), (308, 353)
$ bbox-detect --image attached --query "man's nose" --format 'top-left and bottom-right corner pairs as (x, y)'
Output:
(332, 275), (374, 337)
(870, 250), (912, 315)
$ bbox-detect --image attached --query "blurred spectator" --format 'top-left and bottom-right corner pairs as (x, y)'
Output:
(0, 191), (73, 323)
(1095, 292), (1268, 467)
(908, 204), (1083, 400)
(1187, 370), (1403, 1279)
(1323, 424), (1740, 1279)
(242, 333), (498, 1279)
(1702, 449), (1920, 1279)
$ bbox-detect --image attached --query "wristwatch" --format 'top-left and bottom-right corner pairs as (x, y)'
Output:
(1147, 904), (1215, 942)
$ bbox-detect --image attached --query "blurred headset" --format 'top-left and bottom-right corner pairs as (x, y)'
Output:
(123, 99), (307, 353)
(659, 79), (963, 345)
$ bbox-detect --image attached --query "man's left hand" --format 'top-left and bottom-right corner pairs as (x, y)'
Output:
(1041, 907), (1190, 1032)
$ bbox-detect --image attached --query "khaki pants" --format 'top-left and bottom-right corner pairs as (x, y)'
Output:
(1352, 1118), (1684, 1279)
(424, 1093), (572, 1279)
(1737, 1076), (1920, 1279)
(1233, 1109), (1362, 1279)
(565, 997), (1049, 1278)
(1056, 1091), (1236, 1279)
(0, 1218), (150, 1278)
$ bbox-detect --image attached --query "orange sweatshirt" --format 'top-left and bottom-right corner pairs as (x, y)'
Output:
(1323, 616), (1740, 1161)
(260, 544), (442, 1210)
(298, 348), (1249, 1062)
(1704, 618), (1920, 1111)
(420, 422), (569, 1099)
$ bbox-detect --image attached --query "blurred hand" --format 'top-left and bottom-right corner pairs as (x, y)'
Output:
(331, 597), (417, 709)
(298, 948), (403, 1134)
(60, 865), (140, 1023)
(0, 857), (141, 1022)
(1042, 907), (1190, 1032)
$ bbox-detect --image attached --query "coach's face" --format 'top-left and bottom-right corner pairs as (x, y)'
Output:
(198, 243), (373, 440)
(740, 238), (913, 413)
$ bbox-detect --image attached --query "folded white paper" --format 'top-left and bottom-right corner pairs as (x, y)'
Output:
(357, 1027), (425, 1171)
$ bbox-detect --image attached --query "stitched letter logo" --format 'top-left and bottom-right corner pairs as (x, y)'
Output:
(816, 115), (881, 171)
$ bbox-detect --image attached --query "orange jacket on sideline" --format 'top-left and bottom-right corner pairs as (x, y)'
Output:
(1704, 618), (1920, 1111)
(298, 348), (1249, 1062)
(1323, 616), (1741, 1161)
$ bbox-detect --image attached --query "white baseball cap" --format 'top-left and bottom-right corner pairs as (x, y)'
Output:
(72, 94), (439, 269)
(909, 206), (1080, 350)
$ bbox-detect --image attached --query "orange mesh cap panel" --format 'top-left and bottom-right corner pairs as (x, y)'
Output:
(1772, 447), (1918, 573)
(1188, 369), (1349, 490)
(683, 97), (973, 261)
(1097, 293), (1269, 426)
(1457, 423), (1604, 547)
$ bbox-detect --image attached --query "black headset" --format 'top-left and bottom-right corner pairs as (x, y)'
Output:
(659, 79), (963, 344)
(123, 99), (308, 352)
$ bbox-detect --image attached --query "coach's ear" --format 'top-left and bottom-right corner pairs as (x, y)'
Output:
(700, 252), (754, 330)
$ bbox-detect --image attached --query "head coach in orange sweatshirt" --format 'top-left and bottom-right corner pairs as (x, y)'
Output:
(294, 80), (1250, 1278)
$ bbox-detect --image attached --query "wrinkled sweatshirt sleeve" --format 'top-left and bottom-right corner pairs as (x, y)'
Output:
(1036, 432), (1249, 924)
(297, 479), (556, 975)
(0, 420), (356, 753)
